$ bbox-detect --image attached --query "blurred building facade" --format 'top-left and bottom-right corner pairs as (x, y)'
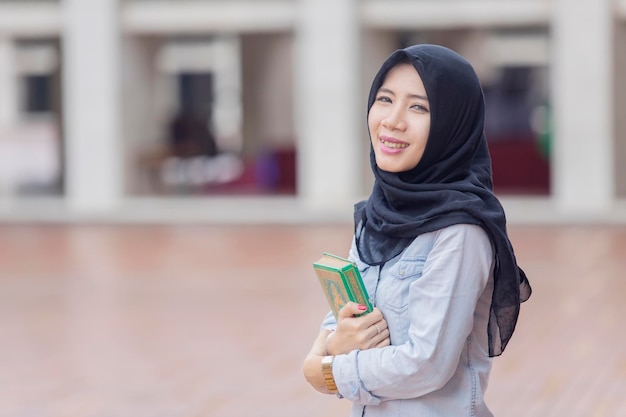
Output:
(0, 0), (624, 223)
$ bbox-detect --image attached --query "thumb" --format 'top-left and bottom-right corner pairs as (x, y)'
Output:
(338, 302), (369, 319)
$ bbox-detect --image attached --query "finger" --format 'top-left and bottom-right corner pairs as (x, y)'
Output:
(369, 308), (384, 322)
(338, 302), (369, 320)
(369, 325), (388, 346)
(371, 323), (382, 338)
(371, 318), (389, 334)
(374, 327), (389, 342)
(376, 336), (391, 348)
(374, 328), (391, 346)
(373, 318), (387, 331)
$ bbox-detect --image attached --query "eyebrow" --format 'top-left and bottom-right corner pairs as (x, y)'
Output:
(378, 87), (428, 102)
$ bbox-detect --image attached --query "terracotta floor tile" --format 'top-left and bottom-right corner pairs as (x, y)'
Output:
(0, 224), (624, 416)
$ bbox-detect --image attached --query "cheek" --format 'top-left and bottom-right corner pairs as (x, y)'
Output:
(368, 107), (386, 134)
(412, 121), (430, 146)
(367, 114), (377, 137)
(420, 128), (430, 148)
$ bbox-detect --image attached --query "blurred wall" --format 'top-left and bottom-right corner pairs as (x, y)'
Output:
(0, 0), (625, 223)
(241, 32), (295, 157)
(616, 22), (626, 198)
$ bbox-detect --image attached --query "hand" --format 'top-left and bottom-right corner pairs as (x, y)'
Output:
(303, 329), (336, 394)
(326, 303), (390, 355)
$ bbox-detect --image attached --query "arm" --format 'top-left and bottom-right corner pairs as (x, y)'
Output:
(333, 224), (494, 404)
(302, 328), (334, 394)
(303, 303), (390, 394)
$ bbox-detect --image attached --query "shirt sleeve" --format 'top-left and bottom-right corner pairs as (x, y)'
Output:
(321, 310), (337, 331)
(332, 224), (494, 404)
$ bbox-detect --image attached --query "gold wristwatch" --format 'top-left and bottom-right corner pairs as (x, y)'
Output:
(321, 355), (338, 394)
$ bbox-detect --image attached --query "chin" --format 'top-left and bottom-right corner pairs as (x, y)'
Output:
(375, 160), (403, 173)
(375, 153), (421, 173)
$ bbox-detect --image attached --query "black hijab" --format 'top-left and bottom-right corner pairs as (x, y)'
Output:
(354, 44), (531, 357)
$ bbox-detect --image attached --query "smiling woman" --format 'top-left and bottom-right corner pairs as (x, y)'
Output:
(368, 61), (431, 173)
(302, 44), (531, 417)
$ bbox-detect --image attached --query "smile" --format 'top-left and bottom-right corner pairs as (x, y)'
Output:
(380, 138), (409, 149)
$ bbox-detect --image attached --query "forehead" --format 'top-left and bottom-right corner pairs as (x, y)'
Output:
(380, 63), (427, 94)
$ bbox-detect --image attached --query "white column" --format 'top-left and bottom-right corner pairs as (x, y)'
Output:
(295, 0), (361, 212)
(615, 23), (626, 198)
(551, 0), (614, 212)
(0, 37), (18, 129)
(62, 0), (122, 212)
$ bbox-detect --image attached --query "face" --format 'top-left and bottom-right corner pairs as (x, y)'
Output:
(368, 63), (431, 173)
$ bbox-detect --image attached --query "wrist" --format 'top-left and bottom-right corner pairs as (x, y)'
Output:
(321, 355), (338, 394)
(324, 331), (335, 355)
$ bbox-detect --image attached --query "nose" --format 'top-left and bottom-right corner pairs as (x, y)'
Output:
(381, 106), (406, 131)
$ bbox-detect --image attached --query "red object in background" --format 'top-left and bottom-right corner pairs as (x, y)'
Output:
(254, 146), (296, 194)
(207, 146), (297, 195)
(488, 137), (550, 195)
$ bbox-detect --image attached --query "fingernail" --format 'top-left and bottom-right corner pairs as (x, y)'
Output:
(358, 304), (367, 311)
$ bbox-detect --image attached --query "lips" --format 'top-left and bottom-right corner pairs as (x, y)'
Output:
(379, 136), (408, 149)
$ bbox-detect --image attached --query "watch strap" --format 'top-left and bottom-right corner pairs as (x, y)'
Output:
(321, 355), (338, 394)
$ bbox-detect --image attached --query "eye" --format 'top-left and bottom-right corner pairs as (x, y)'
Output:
(376, 95), (392, 104)
(411, 103), (429, 112)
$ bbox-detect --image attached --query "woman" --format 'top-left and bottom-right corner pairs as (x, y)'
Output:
(303, 44), (531, 416)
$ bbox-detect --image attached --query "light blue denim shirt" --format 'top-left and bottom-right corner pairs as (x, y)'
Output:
(321, 224), (495, 417)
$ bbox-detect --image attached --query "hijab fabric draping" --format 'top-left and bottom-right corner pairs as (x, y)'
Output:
(354, 44), (532, 357)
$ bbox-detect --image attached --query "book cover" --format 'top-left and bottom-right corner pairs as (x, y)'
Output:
(312, 252), (373, 320)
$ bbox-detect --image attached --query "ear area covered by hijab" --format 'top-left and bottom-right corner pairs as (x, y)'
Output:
(355, 44), (531, 357)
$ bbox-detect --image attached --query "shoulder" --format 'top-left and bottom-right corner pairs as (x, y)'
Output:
(432, 224), (494, 264)
(403, 223), (492, 258)
(433, 223), (490, 244)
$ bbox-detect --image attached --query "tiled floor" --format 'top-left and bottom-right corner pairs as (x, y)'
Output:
(0, 223), (625, 416)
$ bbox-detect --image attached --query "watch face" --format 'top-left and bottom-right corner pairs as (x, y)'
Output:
(322, 356), (334, 366)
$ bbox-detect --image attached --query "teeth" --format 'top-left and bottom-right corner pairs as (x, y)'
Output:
(381, 139), (408, 149)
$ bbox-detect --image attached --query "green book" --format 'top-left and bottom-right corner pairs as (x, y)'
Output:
(313, 252), (373, 320)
